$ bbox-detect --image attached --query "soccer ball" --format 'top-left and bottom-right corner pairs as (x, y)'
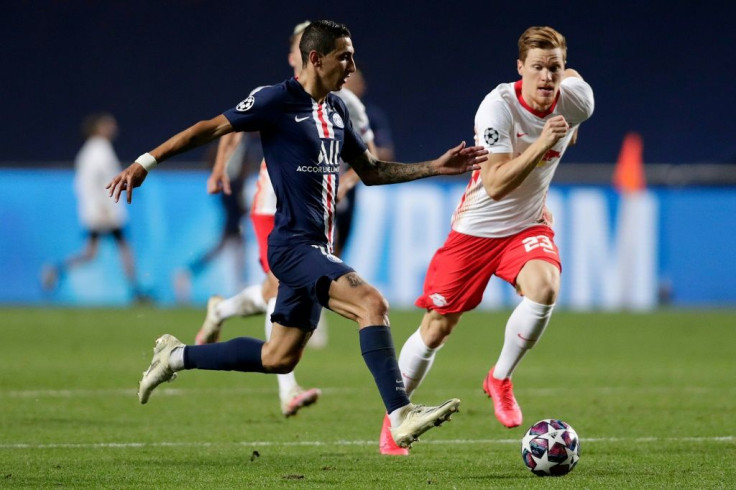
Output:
(521, 419), (580, 476)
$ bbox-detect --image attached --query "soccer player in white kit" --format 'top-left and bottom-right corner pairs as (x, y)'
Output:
(194, 21), (377, 417)
(379, 26), (595, 455)
(42, 113), (147, 302)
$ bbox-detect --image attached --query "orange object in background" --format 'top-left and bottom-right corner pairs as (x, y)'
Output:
(613, 132), (646, 192)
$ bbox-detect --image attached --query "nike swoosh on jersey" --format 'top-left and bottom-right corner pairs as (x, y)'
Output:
(295, 115), (310, 122)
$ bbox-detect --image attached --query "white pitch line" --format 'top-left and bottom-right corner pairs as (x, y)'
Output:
(0, 436), (732, 450)
(1, 385), (730, 398)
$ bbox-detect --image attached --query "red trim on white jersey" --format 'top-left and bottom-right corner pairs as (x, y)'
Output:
(452, 169), (481, 222)
(456, 78), (592, 237)
(250, 160), (277, 216)
(514, 80), (559, 118)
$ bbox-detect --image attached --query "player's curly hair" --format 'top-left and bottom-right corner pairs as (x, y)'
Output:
(299, 20), (351, 65)
(518, 26), (567, 62)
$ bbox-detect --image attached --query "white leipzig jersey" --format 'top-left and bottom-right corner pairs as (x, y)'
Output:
(249, 87), (374, 217)
(74, 136), (128, 230)
(452, 77), (594, 238)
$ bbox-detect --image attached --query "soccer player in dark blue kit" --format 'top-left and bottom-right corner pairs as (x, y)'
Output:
(107, 20), (487, 449)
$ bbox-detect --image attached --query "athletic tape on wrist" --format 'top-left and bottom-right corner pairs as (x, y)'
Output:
(135, 152), (157, 172)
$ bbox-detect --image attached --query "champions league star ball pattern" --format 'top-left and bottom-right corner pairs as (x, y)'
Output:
(521, 419), (580, 476)
(483, 127), (499, 146)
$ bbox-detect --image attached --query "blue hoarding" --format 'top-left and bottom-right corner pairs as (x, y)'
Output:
(1, 169), (734, 308)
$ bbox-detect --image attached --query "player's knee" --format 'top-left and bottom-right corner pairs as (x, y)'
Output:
(421, 312), (461, 348)
(361, 289), (390, 319)
(521, 272), (559, 304)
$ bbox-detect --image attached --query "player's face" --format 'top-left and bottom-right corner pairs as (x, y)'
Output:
(98, 117), (118, 140)
(319, 37), (356, 91)
(517, 48), (565, 111)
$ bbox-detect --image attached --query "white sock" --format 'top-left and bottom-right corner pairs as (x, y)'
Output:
(309, 310), (329, 349)
(388, 403), (412, 428)
(264, 297), (276, 339)
(494, 297), (554, 379)
(216, 284), (267, 320)
(264, 297), (298, 399)
(398, 328), (441, 398)
(169, 346), (185, 371)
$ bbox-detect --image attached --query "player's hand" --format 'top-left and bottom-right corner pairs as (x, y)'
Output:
(540, 115), (569, 146)
(106, 163), (149, 204)
(434, 141), (488, 175)
(207, 168), (231, 195)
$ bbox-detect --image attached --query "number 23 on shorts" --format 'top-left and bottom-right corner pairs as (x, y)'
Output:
(522, 235), (556, 254)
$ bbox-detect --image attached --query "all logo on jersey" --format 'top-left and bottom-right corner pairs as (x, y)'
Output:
(332, 113), (344, 128)
(298, 140), (341, 174)
(484, 127), (499, 146)
(236, 96), (255, 112)
(317, 140), (340, 168)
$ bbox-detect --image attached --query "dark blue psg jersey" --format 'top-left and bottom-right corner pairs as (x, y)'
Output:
(223, 78), (367, 250)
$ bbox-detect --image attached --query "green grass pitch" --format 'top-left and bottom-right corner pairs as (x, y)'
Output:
(1, 307), (734, 488)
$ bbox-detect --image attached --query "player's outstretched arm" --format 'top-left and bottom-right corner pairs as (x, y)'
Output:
(107, 115), (234, 204)
(348, 141), (487, 186)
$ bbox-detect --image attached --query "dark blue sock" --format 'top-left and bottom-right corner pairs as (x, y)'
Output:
(359, 325), (410, 414)
(183, 337), (265, 372)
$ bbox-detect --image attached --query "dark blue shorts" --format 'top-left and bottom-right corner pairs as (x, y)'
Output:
(268, 243), (355, 330)
(87, 228), (125, 241)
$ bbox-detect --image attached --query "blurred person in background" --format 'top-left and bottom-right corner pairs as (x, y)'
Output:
(336, 68), (395, 259)
(378, 25), (594, 455)
(172, 134), (261, 304)
(42, 113), (147, 303)
(344, 68), (395, 161)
